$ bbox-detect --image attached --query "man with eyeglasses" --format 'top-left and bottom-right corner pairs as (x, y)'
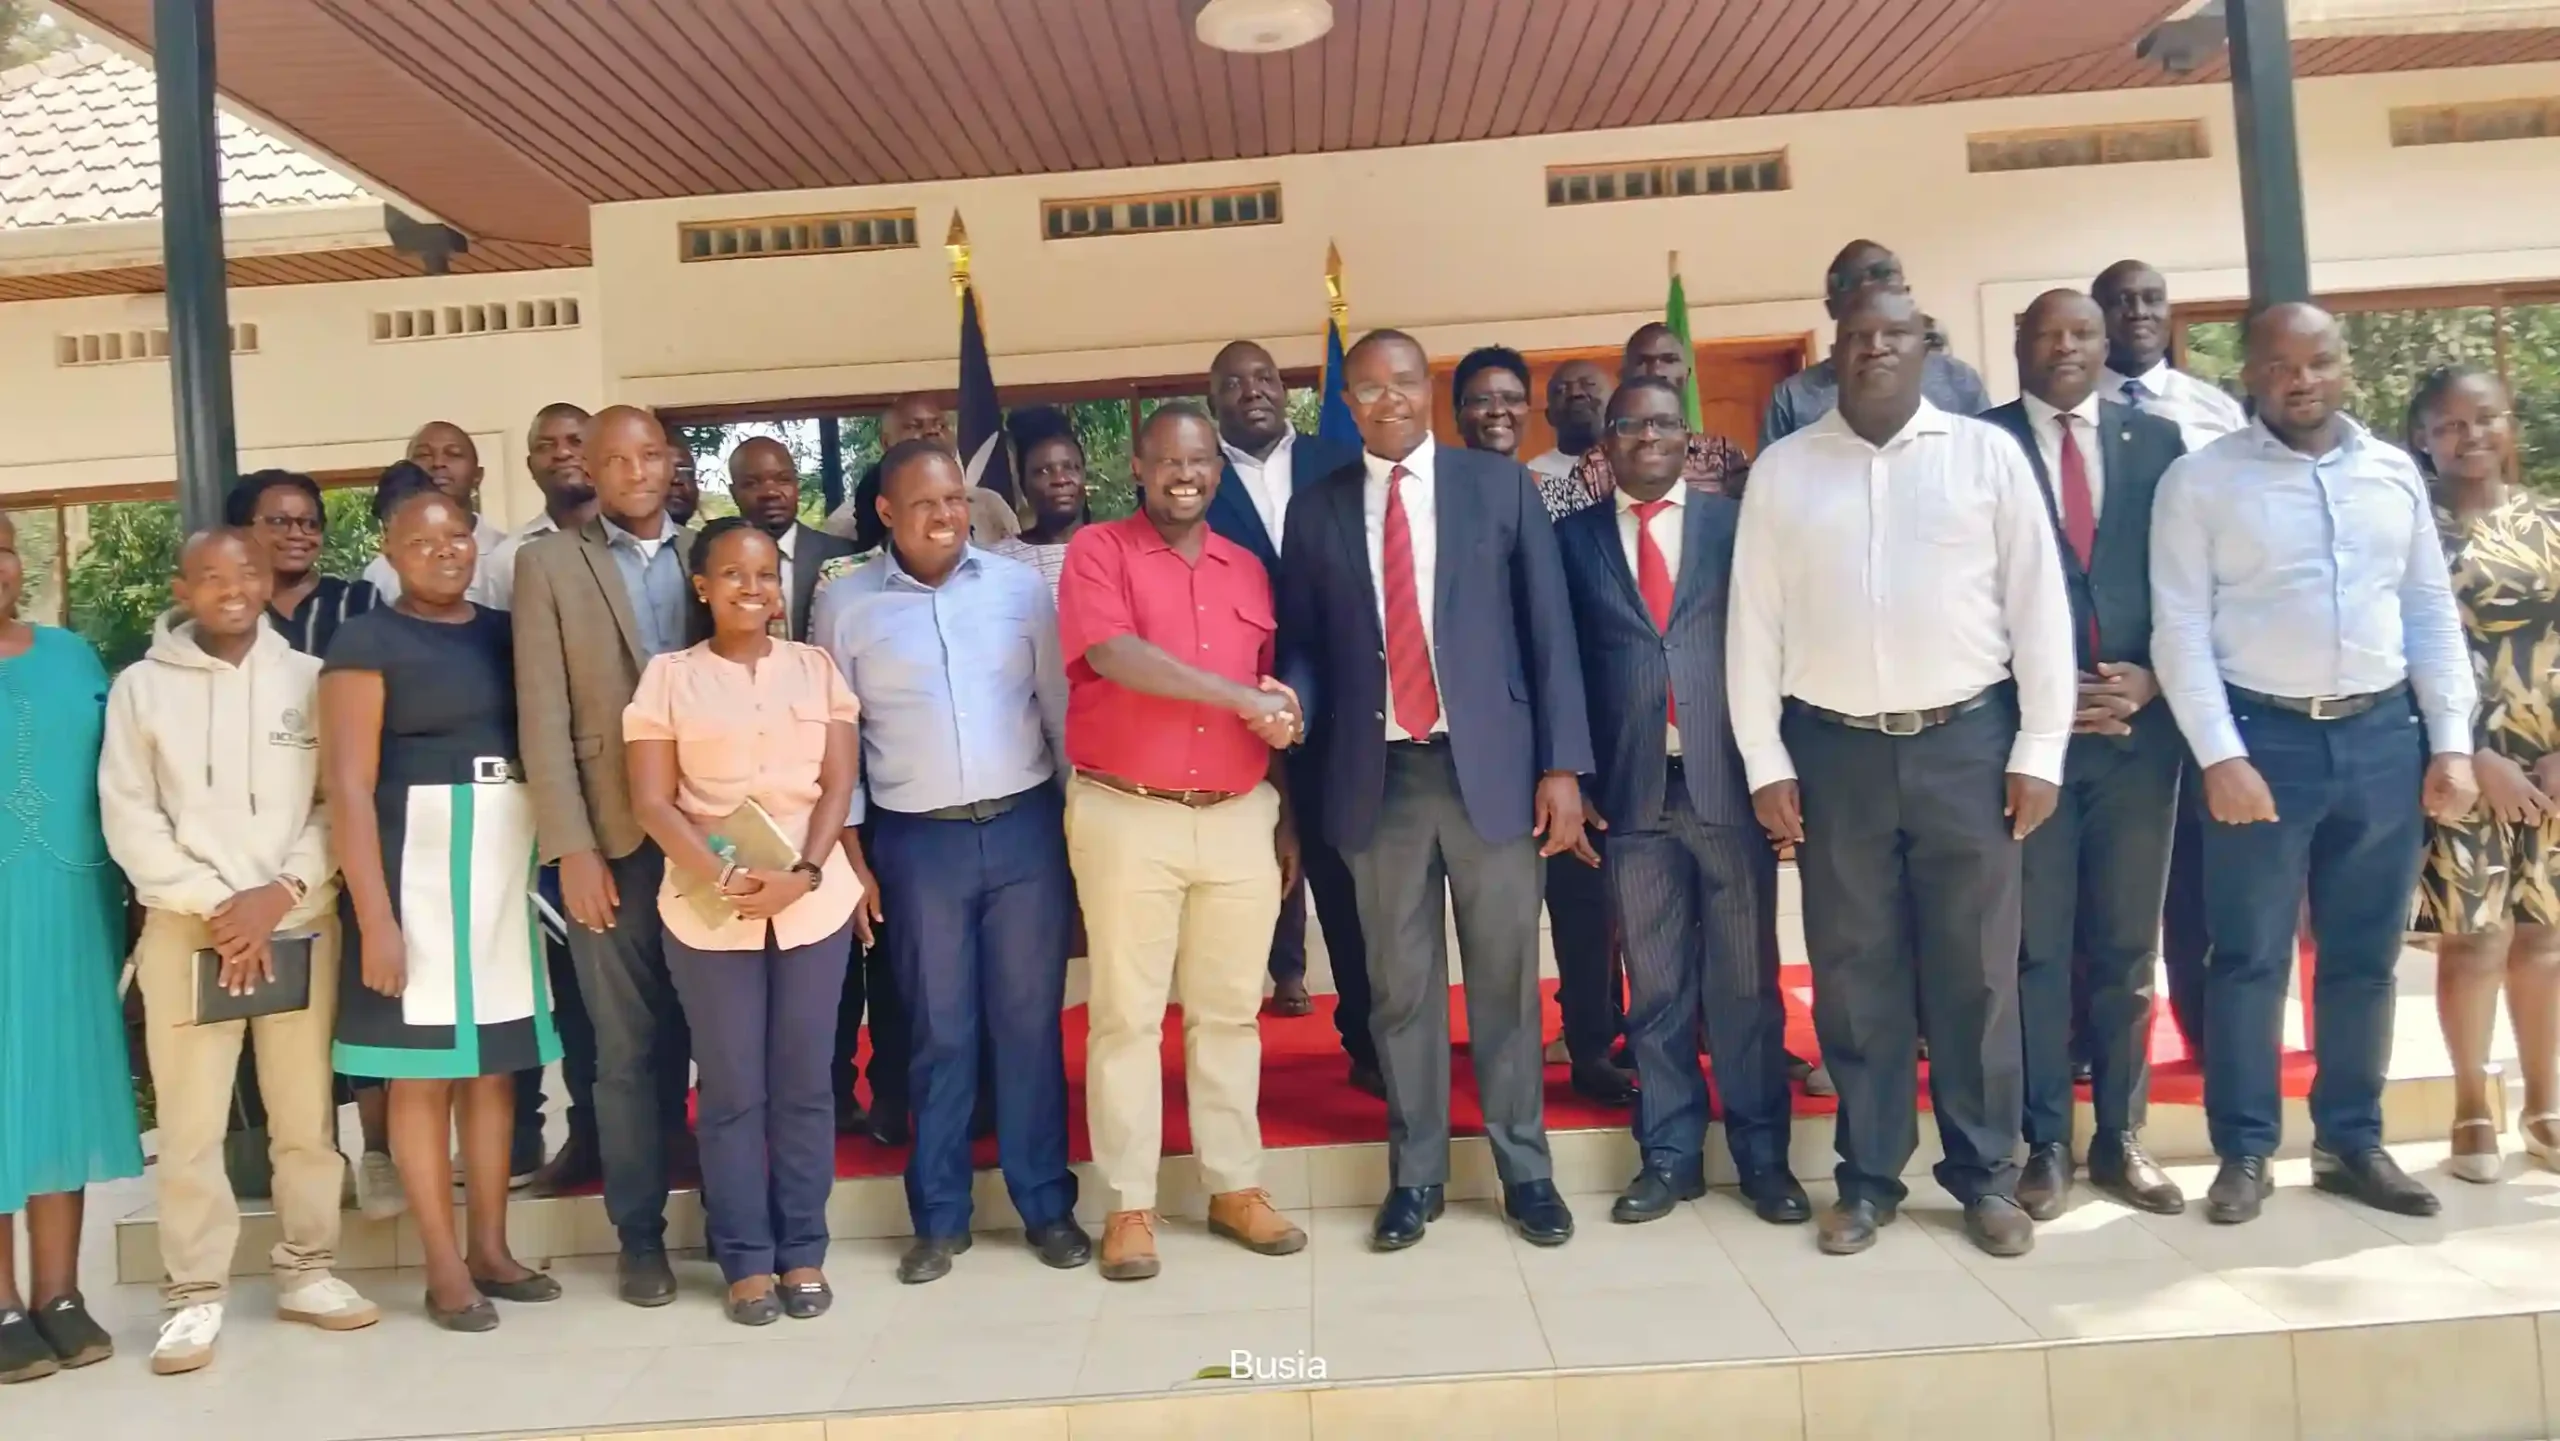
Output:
(1760, 242), (1991, 450)
(228, 470), (374, 656)
(1277, 329), (1593, 1251)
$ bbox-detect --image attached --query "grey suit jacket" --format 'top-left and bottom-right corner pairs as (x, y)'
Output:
(787, 522), (860, 643)
(510, 517), (696, 863)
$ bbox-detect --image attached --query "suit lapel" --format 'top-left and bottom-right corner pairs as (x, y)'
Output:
(2087, 402), (2141, 579)
(1326, 470), (1382, 644)
(577, 523), (646, 666)
(1666, 495), (1722, 624)
(1431, 451), (1467, 641)
(1997, 402), (2084, 581)
(788, 524), (822, 635)
(1211, 462), (1277, 561)
(1587, 504), (1648, 623)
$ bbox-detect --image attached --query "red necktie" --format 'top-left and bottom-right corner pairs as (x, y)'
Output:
(1381, 465), (1440, 737)
(2056, 417), (2100, 657)
(1631, 498), (1675, 723)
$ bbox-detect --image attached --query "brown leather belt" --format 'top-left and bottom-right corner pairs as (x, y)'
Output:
(1789, 688), (1994, 737)
(2230, 681), (2407, 722)
(1079, 770), (1247, 809)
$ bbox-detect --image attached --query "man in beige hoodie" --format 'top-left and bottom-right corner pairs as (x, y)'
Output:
(98, 529), (379, 1375)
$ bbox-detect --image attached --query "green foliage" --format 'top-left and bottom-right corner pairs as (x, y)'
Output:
(64, 501), (181, 672)
(319, 486), (384, 577)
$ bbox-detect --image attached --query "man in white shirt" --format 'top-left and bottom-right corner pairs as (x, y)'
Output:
(1728, 286), (2074, 1259)
(728, 435), (859, 641)
(364, 420), (507, 606)
(1527, 358), (1611, 486)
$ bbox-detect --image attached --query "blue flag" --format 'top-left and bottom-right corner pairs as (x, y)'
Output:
(1317, 316), (1360, 448)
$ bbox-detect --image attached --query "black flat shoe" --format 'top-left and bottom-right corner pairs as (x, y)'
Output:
(2206, 1155), (2273, 1225)
(899, 1234), (972, 1284)
(29, 1293), (113, 1368)
(1611, 1163), (1705, 1224)
(1026, 1218), (1093, 1270)
(725, 1288), (783, 1327)
(1371, 1185), (1444, 1250)
(2016, 1142), (2072, 1222)
(1504, 1180), (1575, 1246)
(2313, 1146), (2441, 1217)
(473, 1270), (564, 1304)
(0, 1310), (59, 1384)
(1739, 1170), (1813, 1226)
(617, 1248), (678, 1308)
(779, 1278), (832, 1320)
(426, 1293), (500, 1333)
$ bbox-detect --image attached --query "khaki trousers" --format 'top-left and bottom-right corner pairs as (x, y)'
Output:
(137, 908), (344, 1305)
(1069, 776), (1283, 1212)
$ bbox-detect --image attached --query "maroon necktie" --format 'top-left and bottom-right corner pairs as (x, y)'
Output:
(1632, 498), (1676, 724)
(1381, 465), (1440, 736)
(2057, 417), (2100, 657)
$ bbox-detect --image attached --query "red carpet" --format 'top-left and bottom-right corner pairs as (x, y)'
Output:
(821, 952), (2322, 1181)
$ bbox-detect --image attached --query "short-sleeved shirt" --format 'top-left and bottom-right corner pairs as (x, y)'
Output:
(622, 639), (864, 952)
(1057, 515), (1277, 795)
(268, 574), (376, 656)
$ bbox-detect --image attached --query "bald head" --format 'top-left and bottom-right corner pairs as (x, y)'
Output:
(882, 394), (954, 455)
(405, 420), (482, 506)
(2243, 302), (2348, 449)
(1826, 240), (1906, 318)
(2015, 289), (2110, 410)
(588, 405), (671, 530)
(727, 434), (803, 537)
(1210, 339), (1288, 454)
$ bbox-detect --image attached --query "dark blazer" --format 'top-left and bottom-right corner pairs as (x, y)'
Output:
(1209, 430), (1361, 577)
(786, 521), (860, 642)
(1978, 398), (2185, 672)
(1276, 443), (1594, 853)
(1554, 493), (1756, 833)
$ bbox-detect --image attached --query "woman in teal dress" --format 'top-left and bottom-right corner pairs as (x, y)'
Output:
(0, 511), (145, 1384)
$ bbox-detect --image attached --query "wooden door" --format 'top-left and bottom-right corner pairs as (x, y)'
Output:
(1428, 338), (1806, 460)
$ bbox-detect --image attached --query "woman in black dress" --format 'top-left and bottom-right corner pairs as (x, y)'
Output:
(320, 482), (558, 1330)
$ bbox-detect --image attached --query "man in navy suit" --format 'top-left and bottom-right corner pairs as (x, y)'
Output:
(1205, 339), (1379, 1096)
(1555, 378), (1808, 1227)
(1979, 291), (2191, 1219)
(1277, 329), (1593, 1250)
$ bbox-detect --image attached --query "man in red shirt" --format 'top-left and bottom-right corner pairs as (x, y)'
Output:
(1057, 401), (1310, 1283)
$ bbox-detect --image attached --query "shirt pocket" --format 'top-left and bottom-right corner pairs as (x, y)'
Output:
(676, 720), (760, 789)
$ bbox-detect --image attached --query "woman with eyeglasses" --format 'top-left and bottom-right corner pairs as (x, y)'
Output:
(225, 470), (376, 656)
(2407, 364), (2560, 1183)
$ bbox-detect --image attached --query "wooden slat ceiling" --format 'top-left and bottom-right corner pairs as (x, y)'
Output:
(47, 0), (2559, 261)
(0, 237), (590, 302)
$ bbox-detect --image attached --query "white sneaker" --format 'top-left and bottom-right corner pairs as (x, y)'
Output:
(277, 1276), (381, 1332)
(151, 1303), (222, 1376)
(357, 1150), (407, 1221)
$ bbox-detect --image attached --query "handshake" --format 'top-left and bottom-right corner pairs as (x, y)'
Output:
(1237, 676), (1304, 750)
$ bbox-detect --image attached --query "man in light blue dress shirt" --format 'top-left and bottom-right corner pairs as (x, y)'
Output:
(2150, 302), (2479, 1225)
(812, 439), (1089, 1286)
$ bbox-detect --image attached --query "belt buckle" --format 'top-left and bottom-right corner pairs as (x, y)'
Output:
(2306, 696), (2341, 721)
(1878, 711), (1924, 738)
(471, 756), (513, 785)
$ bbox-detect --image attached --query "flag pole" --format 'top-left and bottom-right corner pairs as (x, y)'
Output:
(946, 211), (973, 311)
(1325, 239), (1348, 328)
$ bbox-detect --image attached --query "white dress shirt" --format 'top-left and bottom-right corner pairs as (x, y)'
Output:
(477, 512), (562, 614)
(364, 513), (512, 609)
(1616, 483), (1685, 757)
(1223, 429), (1297, 555)
(1362, 434), (1448, 740)
(1527, 449), (1578, 485)
(2103, 360), (2248, 454)
(2149, 416), (2476, 768)
(2023, 391), (2107, 523)
(1727, 402), (2077, 788)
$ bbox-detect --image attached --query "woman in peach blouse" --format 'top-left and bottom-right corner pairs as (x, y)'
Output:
(624, 518), (865, 1327)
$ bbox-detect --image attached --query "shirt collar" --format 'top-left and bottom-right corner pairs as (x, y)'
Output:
(518, 513), (561, 540)
(882, 541), (983, 591)
(1812, 397), (1951, 451)
(599, 514), (672, 551)
(2022, 390), (2102, 432)
(1615, 482), (1687, 516)
(774, 523), (798, 559)
(1221, 428), (1294, 473)
(2246, 411), (2371, 462)
(1363, 433), (1437, 486)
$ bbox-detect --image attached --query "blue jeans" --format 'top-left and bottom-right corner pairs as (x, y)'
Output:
(870, 789), (1078, 1239)
(666, 921), (854, 1284)
(2200, 690), (2428, 1160)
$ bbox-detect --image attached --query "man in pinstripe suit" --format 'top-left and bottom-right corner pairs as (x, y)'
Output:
(1554, 379), (1809, 1226)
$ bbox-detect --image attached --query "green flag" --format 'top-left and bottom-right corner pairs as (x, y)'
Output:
(1666, 258), (1704, 431)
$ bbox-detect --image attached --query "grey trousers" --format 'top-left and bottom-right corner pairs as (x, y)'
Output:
(563, 844), (684, 1250)
(1343, 742), (1551, 1188)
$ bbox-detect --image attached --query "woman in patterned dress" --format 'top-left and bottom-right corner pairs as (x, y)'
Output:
(2408, 365), (2560, 1182)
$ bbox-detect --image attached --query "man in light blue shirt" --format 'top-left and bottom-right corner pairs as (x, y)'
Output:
(810, 439), (1087, 1285)
(2149, 302), (2479, 1226)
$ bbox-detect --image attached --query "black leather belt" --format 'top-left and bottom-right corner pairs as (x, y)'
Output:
(1789, 689), (1994, 738)
(905, 785), (1040, 824)
(2230, 680), (2407, 722)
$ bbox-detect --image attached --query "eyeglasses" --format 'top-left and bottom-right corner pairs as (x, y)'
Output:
(1347, 379), (1428, 406)
(255, 514), (324, 535)
(1606, 416), (1689, 439)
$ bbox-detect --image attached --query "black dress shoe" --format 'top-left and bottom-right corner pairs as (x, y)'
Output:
(1964, 1196), (2036, 1257)
(2016, 1142), (2072, 1222)
(725, 1287), (783, 1327)
(2313, 1146), (2441, 1217)
(779, 1278), (832, 1319)
(2205, 1155), (2273, 1224)
(1569, 1060), (1637, 1108)
(617, 1248), (679, 1308)
(1347, 1059), (1387, 1100)
(898, 1233), (973, 1284)
(1816, 1197), (1895, 1255)
(0, 1309), (59, 1384)
(526, 1131), (602, 1198)
(834, 1094), (870, 1136)
(865, 1103), (912, 1149)
(1504, 1180), (1575, 1246)
(2087, 1133), (2185, 1215)
(1370, 1185), (1445, 1250)
(1739, 1170), (1813, 1225)
(1027, 1218), (1094, 1269)
(27, 1294), (112, 1369)
(1611, 1163), (1706, 1224)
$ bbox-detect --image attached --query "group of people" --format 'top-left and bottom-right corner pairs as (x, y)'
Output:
(1, 232), (2555, 1384)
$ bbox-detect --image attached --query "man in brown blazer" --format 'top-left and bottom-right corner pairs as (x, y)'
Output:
(512, 405), (696, 1307)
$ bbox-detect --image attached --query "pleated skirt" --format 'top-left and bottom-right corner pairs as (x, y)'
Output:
(0, 854), (145, 1213)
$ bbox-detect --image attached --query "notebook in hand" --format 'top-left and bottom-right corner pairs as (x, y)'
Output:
(671, 800), (805, 929)
(192, 931), (316, 1025)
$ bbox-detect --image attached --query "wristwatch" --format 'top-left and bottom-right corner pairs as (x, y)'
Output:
(276, 873), (308, 903)
(789, 860), (824, 891)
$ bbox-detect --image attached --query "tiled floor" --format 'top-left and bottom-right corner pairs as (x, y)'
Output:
(22, 1147), (2560, 1440)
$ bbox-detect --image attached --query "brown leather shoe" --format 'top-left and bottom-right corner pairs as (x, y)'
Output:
(1099, 1210), (1161, 1281)
(1208, 1189), (1308, 1256)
